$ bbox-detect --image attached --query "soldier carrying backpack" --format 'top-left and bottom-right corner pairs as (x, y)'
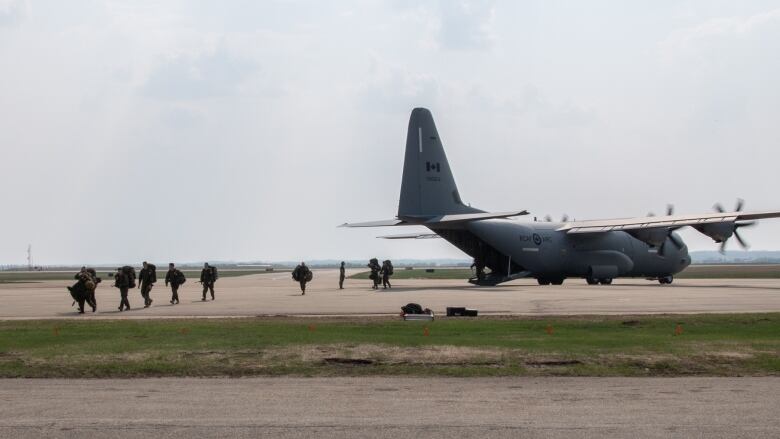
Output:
(292, 262), (313, 295)
(138, 261), (156, 308)
(165, 263), (186, 305)
(114, 267), (132, 311)
(381, 260), (394, 289)
(367, 258), (381, 290)
(200, 263), (218, 301)
(67, 266), (100, 314)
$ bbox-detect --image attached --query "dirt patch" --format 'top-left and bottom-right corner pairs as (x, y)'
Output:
(525, 360), (582, 367)
(323, 358), (374, 365)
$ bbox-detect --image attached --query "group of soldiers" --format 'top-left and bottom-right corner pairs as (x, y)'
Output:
(67, 259), (396, 313)
(291, 259), (393, 295)
(69, 262), (219, 313)
(367, 258), (394, 289)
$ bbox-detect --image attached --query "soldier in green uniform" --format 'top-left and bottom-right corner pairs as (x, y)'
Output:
(138, 261), (156, 308)
(339, 261), (346, 289)
(381, 260), (393, 289)
(367, 258), (381, 290)
(68, 266), (99, 314)
(84, 267), (100, 311)
(292, 262), (312, 295)
(200, 263), (218, 301)
(165, 263), (186, 304)
(114, 267), (131, 311)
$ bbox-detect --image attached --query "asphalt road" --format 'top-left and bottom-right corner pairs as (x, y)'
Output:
(2, 269), (780, 319)
(1, 377), (777, 438)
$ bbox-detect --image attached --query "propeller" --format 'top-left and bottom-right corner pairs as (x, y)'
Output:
(544, 215), (553, 222)
(712, 199), (752, 253)
(714, 198), (744, 214)
(647, 204), (674, 218)
(719, 221), (756, 253)
(656, 204), (681, 257)
(561, 214), (569, 222)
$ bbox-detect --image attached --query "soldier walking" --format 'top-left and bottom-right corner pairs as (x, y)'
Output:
(138, 261), (157, 308)
(292, 262), (312, 295)
(165, 263), (186, 304)
(114, 267), (131, 311)
(367, 258), (381, 290)
(381, 260), (394, 289)
(68, 266), (100, 313)
(200, 263), (218, 301)
(339, 261), (346, 289)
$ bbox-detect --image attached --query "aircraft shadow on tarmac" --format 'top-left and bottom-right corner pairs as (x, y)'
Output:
(364, 285), (504, 293)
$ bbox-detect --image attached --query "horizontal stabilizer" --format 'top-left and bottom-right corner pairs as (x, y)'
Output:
(424, 210), (529, 225)
(377, 232), (440, 240)
(339, 219), (406, 228)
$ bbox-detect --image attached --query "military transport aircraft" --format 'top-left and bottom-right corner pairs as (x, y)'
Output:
(342, 108), (780, 286)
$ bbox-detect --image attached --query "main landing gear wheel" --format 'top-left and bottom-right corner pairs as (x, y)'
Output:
(586, 277), (599, 285)
(659, 276), (673, 285)
(538, 278), (565, 286)
(599, 278), (613, 285)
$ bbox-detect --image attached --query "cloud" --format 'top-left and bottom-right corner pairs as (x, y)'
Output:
(436, 0), (496, 50)
(141, 44), (255, 101)
(661, 8), (780, 53)
(357, 55), (440, 112)
(0, 0), (25, 27)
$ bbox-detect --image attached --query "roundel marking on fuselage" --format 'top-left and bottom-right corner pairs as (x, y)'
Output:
(533, 233), (542, 246)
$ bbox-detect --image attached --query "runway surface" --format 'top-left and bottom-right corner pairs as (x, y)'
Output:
(1, 377), (778, 438)
(1, 269), (780, 319)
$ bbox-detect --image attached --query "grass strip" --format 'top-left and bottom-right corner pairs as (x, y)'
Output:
(0, 314), (777, 378)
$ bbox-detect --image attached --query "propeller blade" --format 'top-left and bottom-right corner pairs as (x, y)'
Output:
(735, 198), (744, 212)
(666, 204), (674, 216)
(647, 212), (655, 217)
(714, 203), (725, 213)
(561, 214), (569, 222)
(544, 215), (552, 222)
(719, 241), (727, 254)
(734, 230), (749, 249)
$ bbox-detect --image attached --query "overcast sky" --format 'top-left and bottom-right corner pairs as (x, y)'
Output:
(2, 0), (780, 265)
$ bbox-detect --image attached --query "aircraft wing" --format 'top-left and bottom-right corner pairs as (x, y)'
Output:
(556, 210), (780, 234)
(377, 232), (440, 239)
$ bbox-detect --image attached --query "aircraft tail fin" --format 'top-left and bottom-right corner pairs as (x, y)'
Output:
(397, 108), (481, 218)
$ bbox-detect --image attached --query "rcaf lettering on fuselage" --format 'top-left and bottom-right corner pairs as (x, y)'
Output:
(519, 234), (550, 245)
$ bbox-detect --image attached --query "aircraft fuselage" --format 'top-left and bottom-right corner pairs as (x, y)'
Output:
(433, 219), (691, 283)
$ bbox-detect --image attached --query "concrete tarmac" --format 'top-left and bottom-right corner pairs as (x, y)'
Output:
(2, 269), (780, 319)
(1, 377), (778, 438)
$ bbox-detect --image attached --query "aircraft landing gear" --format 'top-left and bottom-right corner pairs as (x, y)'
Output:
(659, 275), (673, 285)
(586, 277), (599, 285)
(599, 278), (613, 285)
(537, 278), (565, 286)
